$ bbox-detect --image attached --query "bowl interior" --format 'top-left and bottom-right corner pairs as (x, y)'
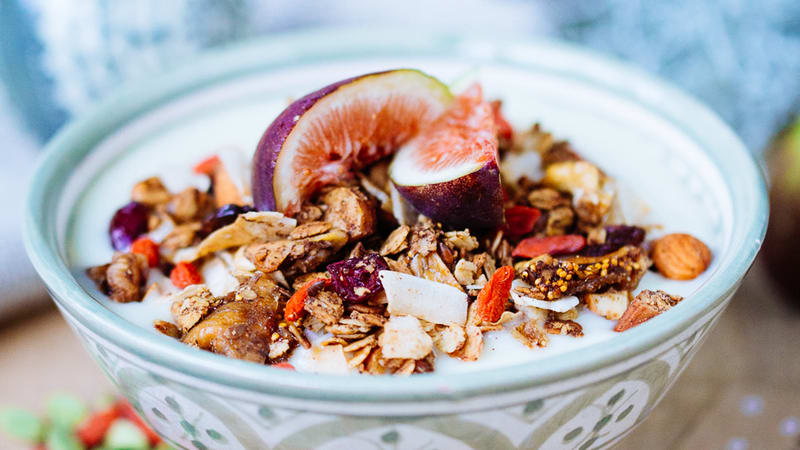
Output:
(25, 29), (767, 403)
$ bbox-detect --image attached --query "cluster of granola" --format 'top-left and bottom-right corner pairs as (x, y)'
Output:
(87, 119), (711, 375)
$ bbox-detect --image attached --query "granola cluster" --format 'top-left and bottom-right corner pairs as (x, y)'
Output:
(87, 113), (708, 375)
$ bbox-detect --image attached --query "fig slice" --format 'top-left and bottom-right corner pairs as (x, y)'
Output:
(252, 69), (452, 215)
(389, 84), (504, 229)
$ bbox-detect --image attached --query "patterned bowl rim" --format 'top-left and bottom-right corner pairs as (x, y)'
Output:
(24, 27), (767, 404)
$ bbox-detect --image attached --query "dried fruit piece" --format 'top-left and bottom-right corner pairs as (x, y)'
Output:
(170, 261), (203, 289)
(490, 99), (513, 144)
(504, 205), (541, 240)
(652, 233), (711, 280)
(512, 234), (586, 259)
(614, 289), (683, 331)
(474, 266), (515, 322)
(193, 155), (221, 175)
(130, 237), (159, 267)
(581, 225), (646, 256)
(271, 362), (295, 370)
(109, 201), (149, 250)
(130, 177), (171, 205)
(327, 253), (389, 303)
(200, 204), (256, 237)
(285, 277), (329, 322)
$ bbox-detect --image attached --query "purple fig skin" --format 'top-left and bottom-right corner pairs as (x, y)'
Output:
(394, 160), (505, 229)
(252, 72), (389, 212)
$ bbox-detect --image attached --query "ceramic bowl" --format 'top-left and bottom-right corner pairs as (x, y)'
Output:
(24, 29), (767, 449)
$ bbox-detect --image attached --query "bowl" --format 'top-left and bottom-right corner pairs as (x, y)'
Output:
(24, 28), (767, 449)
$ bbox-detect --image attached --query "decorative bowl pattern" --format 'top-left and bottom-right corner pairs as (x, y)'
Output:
(25, 29), (767, 449)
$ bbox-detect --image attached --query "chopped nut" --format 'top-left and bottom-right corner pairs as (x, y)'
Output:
(583, 289), (630, 320)
(86, 263), (110, 293)
(545, 207), (575, 236)
(512, 319), (550, 348)
(235, 272), (288, 306)
(409, 219), (440, 256)
(431, 324), (466, 354)
(106, 252), (148, 303)
(540, 141), (581, 167)
(161, 223), (202, 252)
(408, 252), (463, 290)
(380, 225), (410, 256)
(289, 221), (332, 240)
(167, 187), (213, 223)
(614, 290), (683, 332)
(379, 316), (433, 360)
(453, 259), (481, 286)
(296, 203), (323, 224)
(170, 284), (220, 332)
(544, 318), (584, 337)
(131, 177), (171, 205)
(153, 320), (181, 338)
(443, 230), (479, 252)
(652, 233), (711, 280)
(321, 187), (376, 240)
(304, 289), (344, 325)
(268, 339), (291, 360)
(527, 188), (570, 210)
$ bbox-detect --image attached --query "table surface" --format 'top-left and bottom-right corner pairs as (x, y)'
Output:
(1, 260), (798, 450)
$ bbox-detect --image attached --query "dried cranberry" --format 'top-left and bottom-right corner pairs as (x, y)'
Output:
(109, 201), (149, 250)
(200, 204), (255, 236)
(326, 253), (389, 303)
(581, 225), (646, 256)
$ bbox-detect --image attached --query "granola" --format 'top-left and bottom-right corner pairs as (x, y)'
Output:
(86, 87), (709, 376)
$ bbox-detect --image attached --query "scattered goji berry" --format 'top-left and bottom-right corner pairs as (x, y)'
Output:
(170, 261), (203, 289)
(192, 155), (220, 175)
(284, 278), (329, 322)
(76, 407), (118, 447)
(474, 266), (515, 323)
(512, 234), (586, 258)
(504, 205), (541, 240)
(130, 237), (159, 267)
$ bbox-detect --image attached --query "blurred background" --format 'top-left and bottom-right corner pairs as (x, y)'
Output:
(1, 1), (798, 449)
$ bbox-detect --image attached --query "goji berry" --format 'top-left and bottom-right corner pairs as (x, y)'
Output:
(285, 278), (329, 322)
(192, 155), (220, 175)
(504, 205), (541, 240)
(474, 266), (515, 323)
(512, 234), (586, 258)
(170, 261), (203, 289)
(130, 237), (159, 267)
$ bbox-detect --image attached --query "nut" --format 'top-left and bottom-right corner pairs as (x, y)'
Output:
(652, 233), (711, 280)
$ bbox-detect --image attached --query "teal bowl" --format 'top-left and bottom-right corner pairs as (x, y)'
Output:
(24, 28), (767, 449)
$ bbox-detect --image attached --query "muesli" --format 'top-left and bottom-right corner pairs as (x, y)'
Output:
(87, 69), (711, 375)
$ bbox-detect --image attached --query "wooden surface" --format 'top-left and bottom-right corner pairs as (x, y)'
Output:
(1, 260), (798, 449)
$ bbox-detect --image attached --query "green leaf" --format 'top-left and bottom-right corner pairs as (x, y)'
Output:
(523, 399), (544, 415)
(206, 428), (227, 443)
(46, 424), (84, 450)
(616, 405), (635, 422)
(607, 390), (625, 407)
(381, 430), (400, 443)
(563, 427), (583, 443)
(593, 414), (612, 432)
(0, 408), (43, 443)
(104, 419), (148, 450)
(191, 440), (208, 450)
(47, 394), (88, 428)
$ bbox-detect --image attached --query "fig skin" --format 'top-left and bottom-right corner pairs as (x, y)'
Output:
(393, 160), (504, 229)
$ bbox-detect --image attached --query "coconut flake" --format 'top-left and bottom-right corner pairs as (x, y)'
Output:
(379, 315), (433, 359)
(379, 270), (467, 326)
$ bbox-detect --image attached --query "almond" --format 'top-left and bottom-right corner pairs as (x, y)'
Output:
(651, 233), (711, 280)
(614, 289), (682, 332)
